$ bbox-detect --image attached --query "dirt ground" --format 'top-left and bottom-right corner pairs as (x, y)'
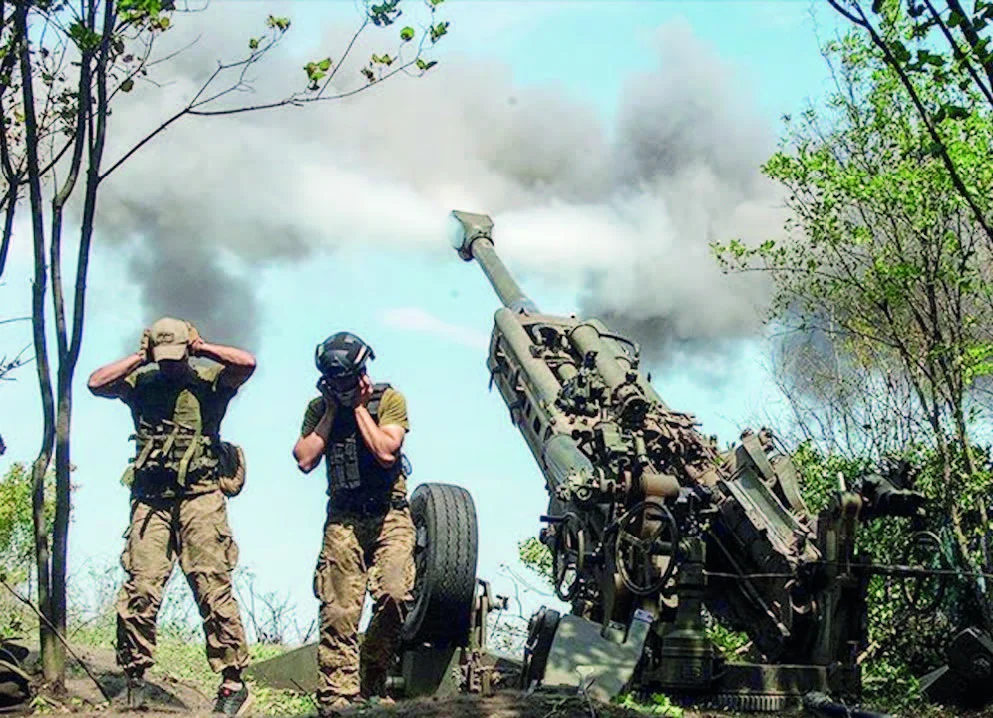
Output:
(25, 642), (730, 718)
(23, 641), (984, 718)
(49, 689), (729, 718)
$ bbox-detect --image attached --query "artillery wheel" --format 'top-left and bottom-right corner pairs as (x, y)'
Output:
(614, 500), (679, 596)
(402, 483), (479, 647)
(520, 607), (560, 689)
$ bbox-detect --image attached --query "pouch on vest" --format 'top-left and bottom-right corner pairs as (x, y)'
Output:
(329, 435), (362, 492)
(217, 442), (246, 497)
(128, 418), (219, 489)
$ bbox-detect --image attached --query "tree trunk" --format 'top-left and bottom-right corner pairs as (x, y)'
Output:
(30, 456), (57, 682)
(16, 0), (59, 685)
(50, 382), (70, 684)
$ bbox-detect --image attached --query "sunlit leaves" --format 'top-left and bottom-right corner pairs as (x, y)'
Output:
(713, 25), (993, 463)
(265, 14), (291, 31)
(430, 20), (449, 43)
(303, 58), (333, 90)
(67, 22), (101, 53)
(369, 0), (401, 27)
(117, 0), (173, 31)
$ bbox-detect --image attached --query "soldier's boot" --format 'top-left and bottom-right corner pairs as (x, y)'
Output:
(212, 682), (252, 716)
(363, 695), (396, 707)
(125, 671), (151, 710)
(316, 695), (357, 718)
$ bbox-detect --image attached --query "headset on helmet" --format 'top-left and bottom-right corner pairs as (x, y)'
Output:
(315, 332), (375, 384)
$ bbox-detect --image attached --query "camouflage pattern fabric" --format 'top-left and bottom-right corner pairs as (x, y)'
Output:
(313, 506), (416, 708)
(115, 490), (249, 676)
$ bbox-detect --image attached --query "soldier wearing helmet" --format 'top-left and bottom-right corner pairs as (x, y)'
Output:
(293, 332), (414, 716)
(87, 317), (255, 716)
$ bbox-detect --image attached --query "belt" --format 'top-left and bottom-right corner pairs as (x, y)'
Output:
(331, 494), (408, 517)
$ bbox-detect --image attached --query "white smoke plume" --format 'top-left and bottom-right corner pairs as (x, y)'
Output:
(94, 3), (785, 363)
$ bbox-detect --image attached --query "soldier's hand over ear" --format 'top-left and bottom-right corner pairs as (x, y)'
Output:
(356, 374), (374, 407)
(187, 323), (205, 355)
(138, 330), (152, 363)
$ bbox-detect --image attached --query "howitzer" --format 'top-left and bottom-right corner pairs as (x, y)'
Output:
(449, 210), (928, 710)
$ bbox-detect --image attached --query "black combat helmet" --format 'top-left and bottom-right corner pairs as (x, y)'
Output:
(315, 332), (375, 386)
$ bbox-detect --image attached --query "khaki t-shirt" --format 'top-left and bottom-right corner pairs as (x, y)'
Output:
(300, 387), (409, 436)
(300, 387), (410, 499)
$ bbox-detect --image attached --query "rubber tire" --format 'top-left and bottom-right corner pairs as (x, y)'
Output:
(402, 483), (479, 647)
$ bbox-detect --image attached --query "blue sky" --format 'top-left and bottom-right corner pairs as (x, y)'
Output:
(0, 1), (845, 640)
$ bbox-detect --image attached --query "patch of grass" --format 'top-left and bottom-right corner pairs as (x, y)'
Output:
(250, 682), (317, 716)
(147, 633), (311, 714)
(613, 692), (684, 717)
(67, 612), (314, 716)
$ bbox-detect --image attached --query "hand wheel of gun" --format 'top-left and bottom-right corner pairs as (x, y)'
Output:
(613, 500), (679, 596)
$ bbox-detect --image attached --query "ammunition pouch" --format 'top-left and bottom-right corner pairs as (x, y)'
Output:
(216, 442), (247, 498)
(328, 435), (363, 493)
(121, 419), (219, 492)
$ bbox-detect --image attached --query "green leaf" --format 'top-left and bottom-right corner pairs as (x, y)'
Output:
(120, 78), (134, 92)
(303, 61), (328, 83)
(430, 20), (449, 43)
(266, 14), (291, 31)
(68, 21), (101, 52)
(318, 57), (332, 71)
(415, 57), (437, 71)
(400, 26), (415, 41)
(890, 40), (911, 64)
(249, 37), (259, 50)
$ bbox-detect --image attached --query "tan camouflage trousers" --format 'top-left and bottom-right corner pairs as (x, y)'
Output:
(115, 490), (249, 676)
(313, 506), (416, 708)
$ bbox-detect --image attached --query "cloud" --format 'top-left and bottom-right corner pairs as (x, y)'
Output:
(81, 2), (785, 363)
(379, 307), (489, 350)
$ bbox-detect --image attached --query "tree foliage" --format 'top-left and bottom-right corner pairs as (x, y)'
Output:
(0, 463), (54, 582)
(0, 463), (55, 639)
(828, 0), (993, 247)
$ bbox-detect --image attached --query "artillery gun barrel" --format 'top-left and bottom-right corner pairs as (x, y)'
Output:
(494, 308), (561, 406)
(450, 210), (538, 314)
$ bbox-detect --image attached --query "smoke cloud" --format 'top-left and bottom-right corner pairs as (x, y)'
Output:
(94, 5), (785, 362)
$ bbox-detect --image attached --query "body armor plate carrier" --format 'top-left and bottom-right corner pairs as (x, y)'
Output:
(327, 383), (410, 514)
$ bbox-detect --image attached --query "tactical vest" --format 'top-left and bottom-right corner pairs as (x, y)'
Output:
(325, 383), (405, 511)
(121, 364), (231, 498)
